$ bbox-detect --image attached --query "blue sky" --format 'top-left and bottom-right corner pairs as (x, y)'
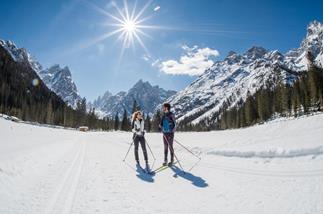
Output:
(0, 0), (322, 101)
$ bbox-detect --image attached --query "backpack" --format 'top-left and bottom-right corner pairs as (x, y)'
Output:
(161, 112), (175, 133)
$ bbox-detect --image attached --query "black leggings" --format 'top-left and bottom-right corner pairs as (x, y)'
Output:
(134, 136), (148, 162)
(163, 133), (174, 162)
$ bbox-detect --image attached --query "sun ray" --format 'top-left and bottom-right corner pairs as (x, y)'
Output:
(87, 1), (124, 24)
(78, 28), (124, 51)
(136, 29), (152, 40)
(133, 32), (150, 55)
(136, 24), (169, 30)
(117, 31), (127, 42)
(113, 2), (128, 23)
(102, 23), (124, 27)
(134, 14), (155, 25)
(130, 0), (137, 20)
(123, 0), (130, 21)
(133, 0), (152, 22)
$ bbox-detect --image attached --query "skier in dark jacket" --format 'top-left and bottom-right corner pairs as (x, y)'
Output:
(159, 103), (176, 166)
(132, 111), (148, 167)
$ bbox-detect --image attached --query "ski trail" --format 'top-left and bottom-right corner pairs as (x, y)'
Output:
(44, 140), (86, 214)
(61, 141), (86, 214)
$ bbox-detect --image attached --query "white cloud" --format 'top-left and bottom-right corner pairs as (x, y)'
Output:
(153, 6), (160, 11)
(158, 45), (219, 76)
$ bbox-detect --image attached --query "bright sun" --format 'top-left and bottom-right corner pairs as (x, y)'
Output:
(123, 20), (136, 33)
(89, 0), (160, 54)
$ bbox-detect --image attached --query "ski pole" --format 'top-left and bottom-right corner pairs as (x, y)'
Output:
(122, 136), (135, 161)
(145, 139), (156, 160)
(163, 134), (185, 173)
(174, 138), (201, 160)
(188, 158), (202, 172)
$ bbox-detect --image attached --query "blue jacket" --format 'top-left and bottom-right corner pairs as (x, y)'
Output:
(160, 112), (176, 133)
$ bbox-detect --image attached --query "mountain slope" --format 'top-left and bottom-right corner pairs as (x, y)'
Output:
(0, 40), (82, 108)
(166, 20), (323, 125)
(92, 80), (176, 117)
(0, 41), (68, 123)
(38, 65), (82, 108)
(0, 40), (42, 72)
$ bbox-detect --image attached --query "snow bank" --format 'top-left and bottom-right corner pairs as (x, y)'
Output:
(207, 146), (323, 158)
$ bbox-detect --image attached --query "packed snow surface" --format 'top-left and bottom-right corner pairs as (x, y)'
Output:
(0, 114), (322, 214)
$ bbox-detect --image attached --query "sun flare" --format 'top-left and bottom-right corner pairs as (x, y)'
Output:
(123, 20), (137, 33)
(88, 0), (161, 56)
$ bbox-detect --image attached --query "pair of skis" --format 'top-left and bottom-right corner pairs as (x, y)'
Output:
(138, 161), (179, 175)
(152, 161), (179, 174)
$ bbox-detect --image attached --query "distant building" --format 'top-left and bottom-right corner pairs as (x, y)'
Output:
(78, 126), (89, 132)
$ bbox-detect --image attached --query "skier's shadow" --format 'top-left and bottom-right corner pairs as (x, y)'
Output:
(170, 166), (208, 188)
(136, 165), (154, 183)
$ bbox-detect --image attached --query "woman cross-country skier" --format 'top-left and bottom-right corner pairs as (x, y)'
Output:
(131, 111), (149, 168)
(159, 103), (176, 166)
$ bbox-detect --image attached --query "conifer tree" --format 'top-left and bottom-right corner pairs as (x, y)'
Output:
(144, 114), (151, 132)
(114, 113), (120, 131)
(121, 109), (130, 131)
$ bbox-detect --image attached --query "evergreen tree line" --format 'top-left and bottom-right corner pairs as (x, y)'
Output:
(217, 65), (323, 129)
(113, 100), (162, 132)
(0, 46), (110, 130)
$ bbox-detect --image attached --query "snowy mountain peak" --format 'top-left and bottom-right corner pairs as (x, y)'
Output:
(307, 20), (322, 37)
(285, 20), (323, 70)
(61, 66), (72, 78)
(0, 39), (42, 72)
(102, 91), (113, 99)
(227, 51), (237, 57)
(265, 50), (284, 62)
(244, 46), (268, 60)
(132, 79), (151, 90)
(92, 80), (177, 117)
(46, 64), (72, 77)
(38, 65), (81, 108)
(224, 51), (242, 65)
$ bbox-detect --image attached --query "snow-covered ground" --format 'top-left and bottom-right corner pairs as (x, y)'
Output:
(0, 114), (322, 214)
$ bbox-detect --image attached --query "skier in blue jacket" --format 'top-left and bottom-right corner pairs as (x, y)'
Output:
(159, 103), (176, 166)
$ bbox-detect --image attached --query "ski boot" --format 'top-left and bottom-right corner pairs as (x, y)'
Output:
(168, 158), (174, 167)
(145, 161), (150, 173)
